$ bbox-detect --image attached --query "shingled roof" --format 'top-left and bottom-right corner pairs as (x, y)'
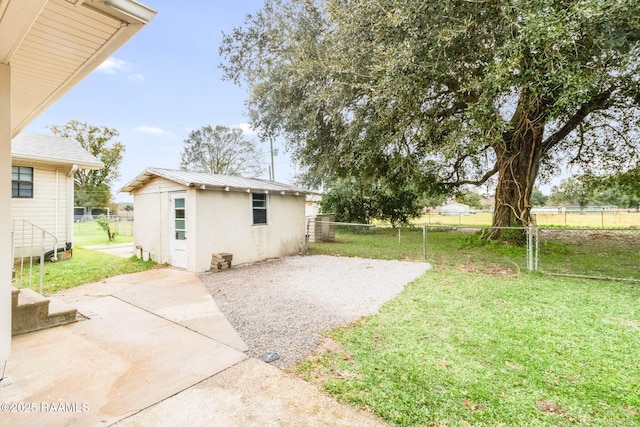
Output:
(12, 132), (103, 170)
(119, 167), (315, 195)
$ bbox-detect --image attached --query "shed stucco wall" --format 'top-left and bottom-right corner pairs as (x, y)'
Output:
(132, 177), (185, 265)
(193, 190), (306, 272)
(132, 178), (307, 272)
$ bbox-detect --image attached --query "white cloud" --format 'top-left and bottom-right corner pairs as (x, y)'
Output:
(96, 57), (131, 74)
(234, 123), (258, 135)
(128, 73), (145, 81)
(135, 126), (169, 136)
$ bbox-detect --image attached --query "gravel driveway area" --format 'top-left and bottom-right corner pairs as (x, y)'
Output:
(200, 255), (430, 367)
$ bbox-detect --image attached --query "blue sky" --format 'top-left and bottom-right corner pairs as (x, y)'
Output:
(26, 0), (295, 202)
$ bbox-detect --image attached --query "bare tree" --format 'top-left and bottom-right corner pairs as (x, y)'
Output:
(180, 125), (264, 177)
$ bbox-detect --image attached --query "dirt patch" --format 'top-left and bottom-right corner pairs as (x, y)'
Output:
(458, 264), (516, 276)
(313, 337), (346, 356)
(484, 266), (517, 276)
(536, 400), (565, 415)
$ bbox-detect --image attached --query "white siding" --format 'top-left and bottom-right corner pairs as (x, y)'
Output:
(12, 163), (72, 258)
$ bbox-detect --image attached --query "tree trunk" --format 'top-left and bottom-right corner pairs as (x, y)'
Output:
(492, 152), (538, 228)
(491, 96), (547, 240)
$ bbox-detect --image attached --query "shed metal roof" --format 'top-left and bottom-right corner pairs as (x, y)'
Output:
(119, 167), (315, 195)
(12, 132), (104, 169)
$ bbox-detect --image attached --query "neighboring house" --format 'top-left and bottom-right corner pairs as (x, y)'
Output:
(531, 207), (560, 215)
(119, 168), (314, 272)
(557, 204), (618, 213)
(439, 202), (471, 216)
(11, 133), (104, 259)
(305, 194), (322, 217)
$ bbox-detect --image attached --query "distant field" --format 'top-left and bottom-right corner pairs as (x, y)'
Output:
(418, 212), (640, 228)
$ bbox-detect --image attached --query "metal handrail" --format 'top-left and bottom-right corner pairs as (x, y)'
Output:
(13, 220), (59, 295)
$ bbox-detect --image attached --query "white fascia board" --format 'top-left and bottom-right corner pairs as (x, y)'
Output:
(86, 0), (157, 24)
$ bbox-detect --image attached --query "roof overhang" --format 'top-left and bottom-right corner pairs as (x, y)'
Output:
(119, 168), (316, 196)
(118, 168), (156, 192)
(0, 0), (157, 137)
(12, 153), (103, 170)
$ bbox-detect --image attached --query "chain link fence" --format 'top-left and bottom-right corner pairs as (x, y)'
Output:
(424, 225), (532, 274)
(536, 227), (640, 282)
(306, 221), (532, 274)
(306, 221), (426, 260)
(74, 216), (134, 238)
(307, 220), (640, 282)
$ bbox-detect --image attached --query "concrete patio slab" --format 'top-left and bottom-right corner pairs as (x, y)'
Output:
(115, 358), (387, 427)
(56, 269), (247, 351)
(0, 269), (248, 426)
(0, 295), (246, 426)
(83, 243), (136, 259)
(0, 266), (390, 427)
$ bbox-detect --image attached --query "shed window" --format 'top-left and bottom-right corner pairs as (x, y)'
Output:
(12, 166), (33, 198)
(174, 197), (186, 240)
(252, 193), (267, 225)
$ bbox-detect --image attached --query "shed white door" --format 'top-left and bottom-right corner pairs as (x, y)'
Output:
(169, 192), (187, 268)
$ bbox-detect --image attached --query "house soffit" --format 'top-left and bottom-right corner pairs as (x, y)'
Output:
(1, 0), (156, 136)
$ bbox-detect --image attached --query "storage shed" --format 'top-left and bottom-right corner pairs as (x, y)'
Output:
(119, 168), (314, 272)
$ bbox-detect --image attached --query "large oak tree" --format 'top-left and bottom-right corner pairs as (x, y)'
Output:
(220, 0), (640, 230)
(49, 120), (124, 211)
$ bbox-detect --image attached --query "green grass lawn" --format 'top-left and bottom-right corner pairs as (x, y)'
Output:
(538, 239), (640, 280)
(310, 227), (428, 261)
(13, 220), (150, 294)
(74, 220), (133, 247)
(309, 228), (640, 281)
(303, 231), (640, 426)
(297, 270), (640, 426)
(13, 248), (156, 294)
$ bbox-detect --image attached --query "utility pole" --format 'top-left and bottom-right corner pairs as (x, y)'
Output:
(269, 137), (275, 181)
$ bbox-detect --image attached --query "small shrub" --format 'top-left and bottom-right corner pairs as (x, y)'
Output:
(95, 215), (115, 241)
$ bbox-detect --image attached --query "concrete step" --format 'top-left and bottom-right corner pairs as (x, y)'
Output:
(12, 288), (78, 336)
(11, 286), (19, 307)
(46, 298), (78, 328)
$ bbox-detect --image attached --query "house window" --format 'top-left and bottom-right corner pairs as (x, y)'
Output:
(252, 193), (267, 225)
(12, 166), (33, 198)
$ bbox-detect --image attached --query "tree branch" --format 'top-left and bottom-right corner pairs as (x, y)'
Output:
(542, 87), (614, 152)
(444, 162), (499, 187)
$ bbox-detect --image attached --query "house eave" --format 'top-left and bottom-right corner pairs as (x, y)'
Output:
(190, 183), (309, 197)
(11, 154), (104, 170)
(4, 0), (158, 137)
